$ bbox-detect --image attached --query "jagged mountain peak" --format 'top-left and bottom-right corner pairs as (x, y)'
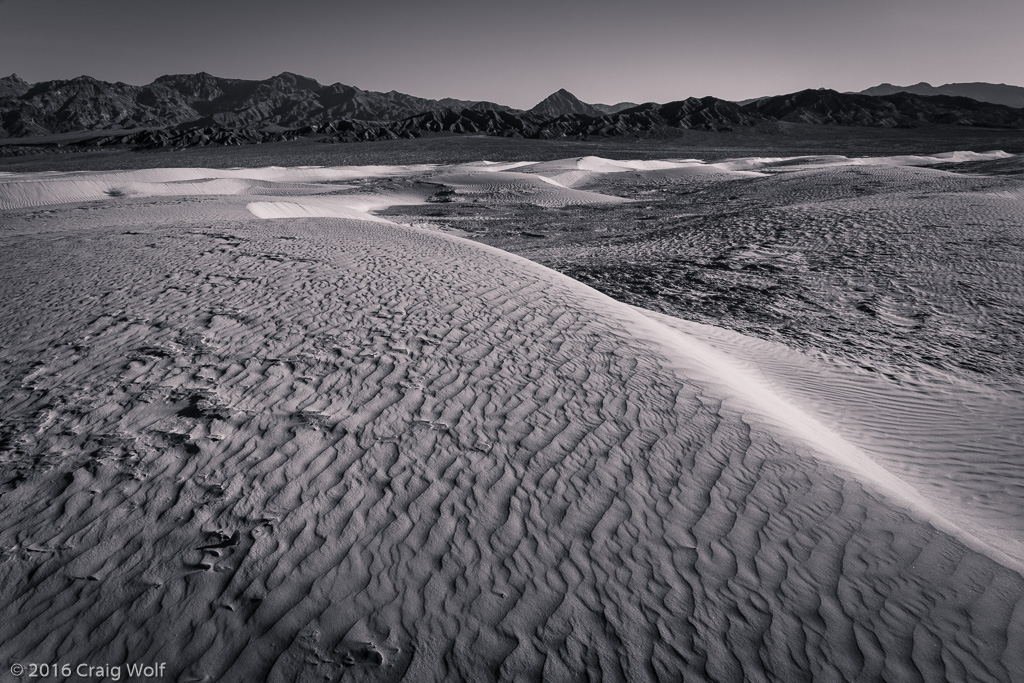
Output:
(0, 74), (30, 98)
(0, 73), (29, 92)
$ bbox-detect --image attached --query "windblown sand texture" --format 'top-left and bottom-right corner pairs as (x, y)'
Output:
(1, 153), (1022, 682)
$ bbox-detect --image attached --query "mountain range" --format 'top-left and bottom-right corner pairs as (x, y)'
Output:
(2, 72), (1023, 153)
(0, 72), (482, 138)
(856, 82), (1024, 109)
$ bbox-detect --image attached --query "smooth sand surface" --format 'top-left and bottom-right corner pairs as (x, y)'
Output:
(1, 155), (1022, 682)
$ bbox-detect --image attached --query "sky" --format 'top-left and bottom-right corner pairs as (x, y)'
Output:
(2, 0), (1022, 108)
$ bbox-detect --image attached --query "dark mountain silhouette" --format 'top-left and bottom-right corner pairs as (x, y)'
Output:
(3, 73), (1024, 154)
(858, 82), (1024, 109)
(467, 101), (518, 113)
(305, 97), (764, 144)
(535, 97), (766, 137)
(0, 71), (486, 139)
(744, 89), (1024, 128)
(5, 98), (769, 153)
(529, 89), (603, 118)
(592, 101), (640, 115)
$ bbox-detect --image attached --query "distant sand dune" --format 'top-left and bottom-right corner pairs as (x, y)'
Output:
(430, 170), (630, 207)
(0, 165), (436, 212)
(1, 155), (1022, 681)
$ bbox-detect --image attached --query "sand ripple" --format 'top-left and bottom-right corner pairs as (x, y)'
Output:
(0, 159), (1022, 681)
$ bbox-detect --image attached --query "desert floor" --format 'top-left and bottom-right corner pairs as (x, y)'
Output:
(1, 136), (1023, 682)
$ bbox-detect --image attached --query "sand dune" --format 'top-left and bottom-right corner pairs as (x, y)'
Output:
(429, 170), (629, 207)
(246, 189), (435, 222)
(1, 154), (1022, 682)
(452, 161), (540, 173)
(0, 165), (435, 212)
(521, 156), (766, 189)
(716, 150), (1013, 173)
(510, 153), (1014, 192)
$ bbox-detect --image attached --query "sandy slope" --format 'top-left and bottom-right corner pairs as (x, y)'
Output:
(645, 312), (1024, 567)
(1, 158), (1023, 682)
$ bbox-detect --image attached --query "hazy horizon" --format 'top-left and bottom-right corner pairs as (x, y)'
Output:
(2, 0), (1023, 108)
